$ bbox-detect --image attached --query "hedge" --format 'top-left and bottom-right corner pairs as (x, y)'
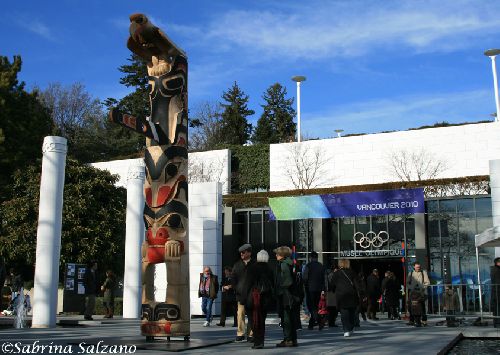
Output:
(222, 175), (490, 208)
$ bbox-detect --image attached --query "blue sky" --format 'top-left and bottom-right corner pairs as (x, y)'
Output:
(4, 0), (500, 138)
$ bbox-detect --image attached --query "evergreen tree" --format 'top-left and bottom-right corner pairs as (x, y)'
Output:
(255, 83), (296, 144)
(252, 115), (275, 144)
(103, 54), (150, 157)
(0, 159), (126, 278)
(219, 82), (254, 145)
(0, 56), (53, 200)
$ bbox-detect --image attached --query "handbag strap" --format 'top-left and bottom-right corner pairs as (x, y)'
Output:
(341, 269), (354, 287)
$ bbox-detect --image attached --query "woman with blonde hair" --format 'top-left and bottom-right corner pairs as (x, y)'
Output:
(329, 259), (364, 337)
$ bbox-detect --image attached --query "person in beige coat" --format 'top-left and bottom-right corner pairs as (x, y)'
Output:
(406, 261), (430, 326)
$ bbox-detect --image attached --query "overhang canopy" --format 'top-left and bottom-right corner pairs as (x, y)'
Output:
(475, 225), (500, 248)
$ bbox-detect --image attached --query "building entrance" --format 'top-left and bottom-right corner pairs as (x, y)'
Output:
(350, 258), (405, 289)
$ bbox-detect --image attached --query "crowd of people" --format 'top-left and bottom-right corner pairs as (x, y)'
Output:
(196, 244), (449, 349)
(1, 250), (499, 342)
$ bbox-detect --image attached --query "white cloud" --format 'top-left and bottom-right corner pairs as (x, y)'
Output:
(16, 19), (55, 41)
(302, 89), (494, 137)
(176, 0), (500, 61)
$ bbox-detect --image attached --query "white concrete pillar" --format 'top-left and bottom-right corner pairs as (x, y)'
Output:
(489, 160), (500, 257)
(122, 163), (145, 318)
(32, 136), (67, 328)
(189, 182), (223, 315)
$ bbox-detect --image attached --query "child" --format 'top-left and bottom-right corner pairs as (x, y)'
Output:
(410, 290), (424, 327)
(317, 291), (329, 330)
(443, 285), (460, 327)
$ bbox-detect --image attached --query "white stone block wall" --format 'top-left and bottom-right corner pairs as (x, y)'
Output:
(91, 158), (143, 188)
(91, 149), (231, 194)
(189, 182), (223, 316)
(188, 149), (231, 194)
(270, 122), (500, 191)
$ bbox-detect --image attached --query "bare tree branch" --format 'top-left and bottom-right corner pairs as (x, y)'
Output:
(284, 144), (332, 189)
(387, 148), (448, 182)
(188, 155), (225, 184)
(189, 101), (223, 152)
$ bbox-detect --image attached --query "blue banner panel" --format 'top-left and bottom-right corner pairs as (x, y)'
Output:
(268, 188), (425, 220)
(320, 188), (424, 217)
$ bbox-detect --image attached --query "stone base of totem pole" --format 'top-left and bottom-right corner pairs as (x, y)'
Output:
(140, 319), (190, 340)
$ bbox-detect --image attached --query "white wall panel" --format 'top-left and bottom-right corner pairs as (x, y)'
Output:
(270, 123), (500, 191)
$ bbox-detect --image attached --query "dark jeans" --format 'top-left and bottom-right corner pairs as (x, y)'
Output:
(386, 304), (398, 319)
(84, 294), (96, 318)
(219, 299), (237, 325)
(307, 290), (321, 327)
(283, 305), (298, 342)
(340, 307), (356, 332)
(355, 304), (366, 326)
(367, 296), (378, 318)
(103, 299), (115, 313)
(492, 298), (499, 327)
(445, 310), (457, 326)
(327, 306), (338, 326)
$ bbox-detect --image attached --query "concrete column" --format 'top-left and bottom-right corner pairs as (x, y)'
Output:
(489, 160), (500, 257)
(122, 163), (145, 318)
(189, 182), (222, 316)
(312, 219), (324, 263)
(414, 213), (428, 266)
(32, 136), (67, 328)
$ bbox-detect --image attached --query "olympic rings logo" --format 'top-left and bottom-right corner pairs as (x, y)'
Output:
(353, 231), (389, 249)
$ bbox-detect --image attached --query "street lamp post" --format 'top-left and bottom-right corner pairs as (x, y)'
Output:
(484, 49), (500, 123)
(292, 75), (306, 142)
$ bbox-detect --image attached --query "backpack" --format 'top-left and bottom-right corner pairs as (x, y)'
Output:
(289, 265), (305, 303)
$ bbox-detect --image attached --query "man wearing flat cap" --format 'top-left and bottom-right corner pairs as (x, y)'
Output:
(491, 257), (500, 328)
(232, 244), (255, 341)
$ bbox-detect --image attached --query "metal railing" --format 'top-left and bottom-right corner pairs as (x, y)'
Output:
(421, 283), (499, 318)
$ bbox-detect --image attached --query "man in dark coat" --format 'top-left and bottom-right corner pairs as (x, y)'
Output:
(381, 271), (400, 320)
(274, 246), (299, 347)
(366, 269), (381, 320)
(491, 257), (500, 328)
(303, 251), (325, 329)
(232, 244), (255, 342)
(83, 261), (98, 320)
(217, 266), (237, 327)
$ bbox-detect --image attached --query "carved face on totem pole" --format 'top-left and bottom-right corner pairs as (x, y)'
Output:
(109, 13), (190, 338)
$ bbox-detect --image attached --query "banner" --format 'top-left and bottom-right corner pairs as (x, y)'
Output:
(269, 188), (424, 220)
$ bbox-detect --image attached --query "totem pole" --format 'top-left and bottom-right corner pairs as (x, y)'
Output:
(109, 14), (189, 340)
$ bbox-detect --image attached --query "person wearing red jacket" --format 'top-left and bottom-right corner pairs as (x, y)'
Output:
(317, 291), (329, 330)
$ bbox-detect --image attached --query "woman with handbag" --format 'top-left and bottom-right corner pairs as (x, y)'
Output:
(329, 259), (364, 337)
(244, 250), (274, 349)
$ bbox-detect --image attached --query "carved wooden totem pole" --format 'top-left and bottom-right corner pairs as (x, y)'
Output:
(109, 14), (189, 340)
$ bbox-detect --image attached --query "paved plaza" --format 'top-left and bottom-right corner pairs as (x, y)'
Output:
(1, 315), (498, 354)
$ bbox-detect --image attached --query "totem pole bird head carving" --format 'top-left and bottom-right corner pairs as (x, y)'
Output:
(127, 13), (187, 76)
